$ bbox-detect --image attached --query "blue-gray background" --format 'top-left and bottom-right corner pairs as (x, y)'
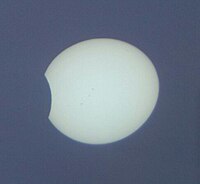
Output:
(0, 1), (199, 183)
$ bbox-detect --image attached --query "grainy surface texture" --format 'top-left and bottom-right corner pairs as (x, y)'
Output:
(0, 1), (199, 184)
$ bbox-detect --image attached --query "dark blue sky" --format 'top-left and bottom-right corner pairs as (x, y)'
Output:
(0, 1), (199, 183)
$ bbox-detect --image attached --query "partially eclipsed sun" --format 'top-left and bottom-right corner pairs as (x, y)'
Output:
(45, 38), (159, 144)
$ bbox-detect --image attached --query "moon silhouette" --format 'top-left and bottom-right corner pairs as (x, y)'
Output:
(45, 38), (159, 144)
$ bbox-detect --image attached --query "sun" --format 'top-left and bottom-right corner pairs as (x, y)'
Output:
(45, 38), (159, 144)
